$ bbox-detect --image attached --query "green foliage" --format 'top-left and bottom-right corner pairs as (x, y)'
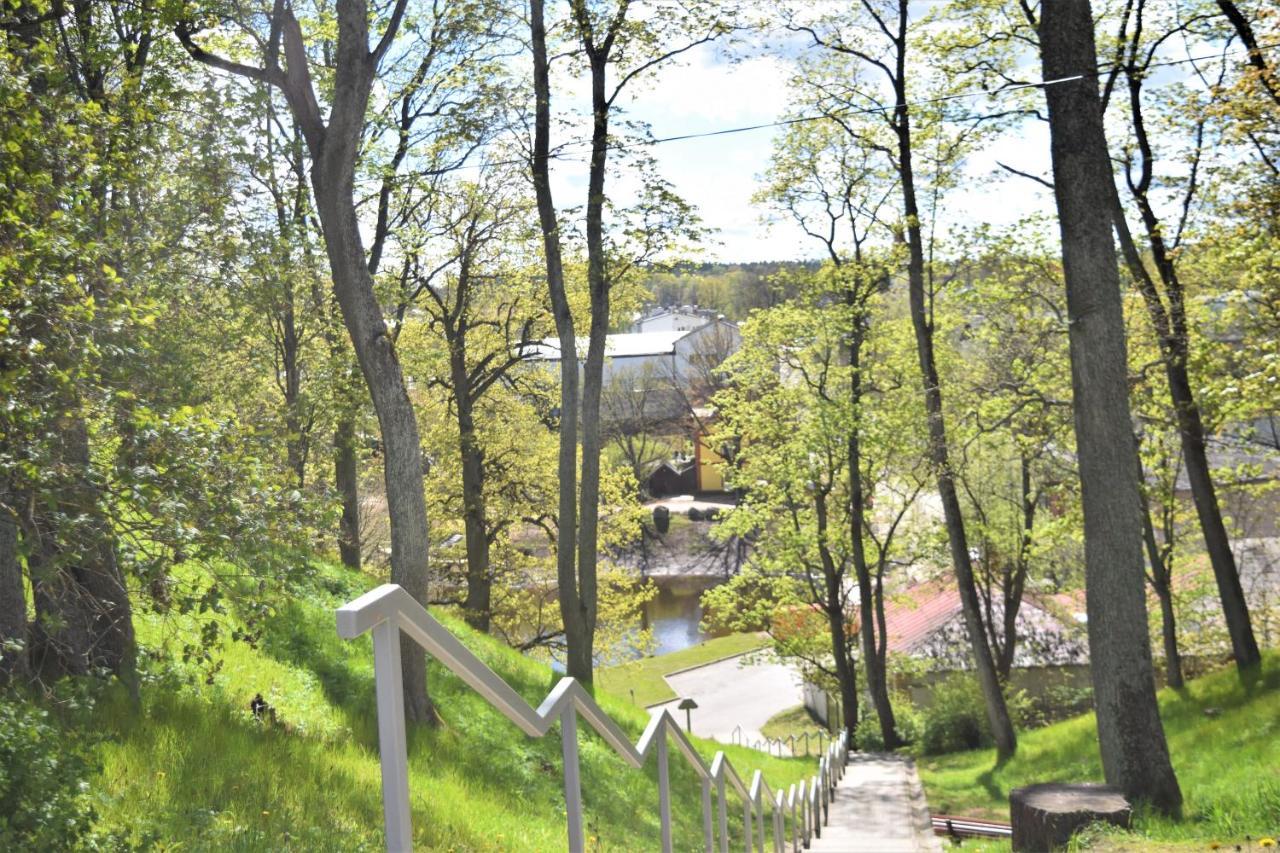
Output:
(72, 558), (811, 850)
(912, 675), (1035, 756)
(917, 653), (1280, 843)
(854, 696), (921, 752)
(917, 675), (994, 755)
(0, 695), (97, 849)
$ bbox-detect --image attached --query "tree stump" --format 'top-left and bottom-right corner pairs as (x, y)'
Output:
(1010, 783), (1131, 851)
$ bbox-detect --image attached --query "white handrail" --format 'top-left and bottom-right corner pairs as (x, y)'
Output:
(337, 584), (849, 852)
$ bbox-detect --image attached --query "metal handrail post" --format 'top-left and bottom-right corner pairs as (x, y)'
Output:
(717, 771), (729, 853)
(701, 777), (714, 853)
(657, 734), (672, 853)
(370, 619), (412, 852)
(561, 705), (585, 853)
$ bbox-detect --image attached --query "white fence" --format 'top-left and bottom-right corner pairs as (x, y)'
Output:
(337, 584), (848, 853)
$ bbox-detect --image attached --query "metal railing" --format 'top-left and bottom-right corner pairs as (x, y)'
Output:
(730, 727), (832, 758)
(337, 584), (848, 853)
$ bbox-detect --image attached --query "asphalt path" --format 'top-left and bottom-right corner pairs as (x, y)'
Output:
(652, 651), (804, 747)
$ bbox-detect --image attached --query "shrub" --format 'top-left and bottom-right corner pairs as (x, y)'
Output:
(919, 676), (988, 754)
(1022, 682), (1094, 729)
(0, 696), (97, 849)
(913, 674), (1036, 755)
(854, 697), (921, 751)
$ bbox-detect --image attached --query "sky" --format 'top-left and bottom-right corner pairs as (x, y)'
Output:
(544, 38), (1057, 264)
(533, 3), (1232, 266)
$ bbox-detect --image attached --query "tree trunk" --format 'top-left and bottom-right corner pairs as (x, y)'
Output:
(334, 412), (361, 571)
(1039, 0), (1181, 814)
(816, 492), (858, 746)
(1111, 160), (1261, 672)
(568, 44), (616, 687)
(530, 0), (586, 684)
(301, 5), (434, 722)
(1138, 455), (1184, 689)
(895, 75), (1017, 759)
(24, 409), (137, 694)
(0, 480), (27, 684)
(450, 333), (492, 633)
(997, 454), (1035, 682)
(847, 335), (900, 749)
(283, 306), (307, 489)
(312, 174), (434, 724)
(1168, 362), (1258, 667)
(1154, 575), (1183, 690)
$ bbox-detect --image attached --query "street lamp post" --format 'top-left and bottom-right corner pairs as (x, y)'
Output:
(677, 697), (698, 733)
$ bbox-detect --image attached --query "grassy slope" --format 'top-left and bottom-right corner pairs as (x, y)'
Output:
(918, 651), (1280, 845)
(761, 706), (828, 740)
(760, 706), (831, 758)
(78, 561), (812, 851)
(596, 632), (768, 707)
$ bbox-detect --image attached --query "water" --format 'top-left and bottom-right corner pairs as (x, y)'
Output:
(547, 575), (725, 671)
(642, 578), (725, 657)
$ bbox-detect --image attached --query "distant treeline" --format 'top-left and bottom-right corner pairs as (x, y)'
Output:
(640, 260), (822, 321)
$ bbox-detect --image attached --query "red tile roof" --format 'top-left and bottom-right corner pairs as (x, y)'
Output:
(879, 579), (963, 653)
(865, 579), (1085, 654)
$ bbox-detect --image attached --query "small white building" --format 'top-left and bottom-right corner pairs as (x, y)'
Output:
(630, 306), (723, 334)
(520, 318), (740, 392)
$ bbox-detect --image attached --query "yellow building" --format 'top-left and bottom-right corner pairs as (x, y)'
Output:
(694, 410), (727, 493)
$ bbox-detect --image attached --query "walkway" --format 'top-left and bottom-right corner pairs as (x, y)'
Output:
(650, 651), (803, 746)
(812, 753), (940, 852)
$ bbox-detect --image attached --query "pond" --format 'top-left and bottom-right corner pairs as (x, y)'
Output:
(641, 576), (726, 657)
(545, 574), (727, 671)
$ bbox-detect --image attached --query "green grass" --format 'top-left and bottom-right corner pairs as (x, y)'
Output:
(761, 705), (828, 741)
(596, 632), (769, 707)
(760, 705), (832, 758)
(46, 560), (813, 851)
(917, 652), (1280, 847)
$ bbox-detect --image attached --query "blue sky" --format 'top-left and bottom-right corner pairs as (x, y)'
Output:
(545, 38), (1056, 263)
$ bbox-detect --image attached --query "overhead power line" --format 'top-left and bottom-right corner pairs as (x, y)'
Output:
(613, 39), (1280, 150)
(399, 37), (1280, 177)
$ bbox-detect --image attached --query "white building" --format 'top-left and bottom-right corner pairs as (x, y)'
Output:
(630, 306), (723, 334)
(521, 318), (740, 391)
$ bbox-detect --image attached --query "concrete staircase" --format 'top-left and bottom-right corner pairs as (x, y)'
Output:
(808, 753), (941, 853)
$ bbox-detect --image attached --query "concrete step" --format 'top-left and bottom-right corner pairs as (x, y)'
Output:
(808, 754), (940, 853)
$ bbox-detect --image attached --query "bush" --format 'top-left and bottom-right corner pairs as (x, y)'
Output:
(916, 674), (1032, 755)
(854, 698), (921, 751)
(0, 696), (97, 849)
(1022, 682), (1093, 729)
(919, 676), (988, 754)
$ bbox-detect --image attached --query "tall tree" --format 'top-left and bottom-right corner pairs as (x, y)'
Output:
(528, 0), (721, 683)
(788, 1), (1017, 758)
(178, 0), (438, 723)
(1038, 0), (1181, 813)
(758, 117), (903, 747)
(396, 172), (539, 632)
(1107, 0), (1261, 670)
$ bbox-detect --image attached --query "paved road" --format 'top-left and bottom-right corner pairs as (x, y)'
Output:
(652, 651), (804, 746)
(810, 754), (941, 852)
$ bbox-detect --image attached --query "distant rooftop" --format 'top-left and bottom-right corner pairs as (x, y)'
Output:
(521, 330), (690, 361)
